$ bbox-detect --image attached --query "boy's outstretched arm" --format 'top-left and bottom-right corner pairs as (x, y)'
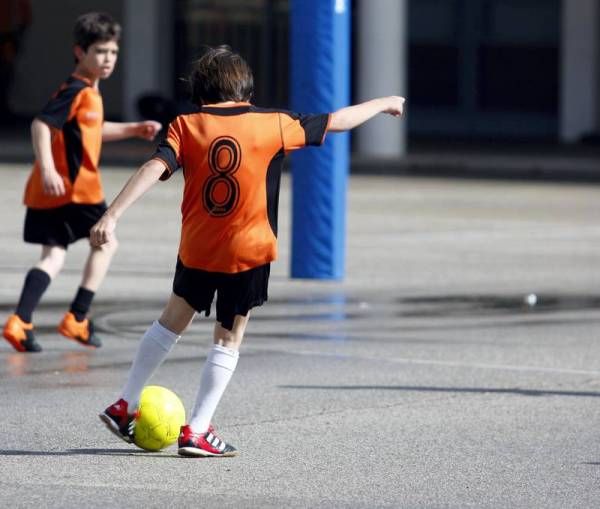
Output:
(31, 118), (65, 196)
(102, 120), (162, 142)
(90, 159), (165, 247)
(328, 96), (405, 132)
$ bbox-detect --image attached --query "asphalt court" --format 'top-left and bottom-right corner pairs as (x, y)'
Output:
(1, 163), (599, 508)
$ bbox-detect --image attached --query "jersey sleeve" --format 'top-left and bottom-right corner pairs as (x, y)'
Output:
(152, 119), (183, 181)
(36, 84), (84, 129)
(278, 112), (330, 152)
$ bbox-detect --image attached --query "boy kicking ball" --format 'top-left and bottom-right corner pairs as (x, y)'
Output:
(94, 45), (404, 457)
(2, 12), (161, 353)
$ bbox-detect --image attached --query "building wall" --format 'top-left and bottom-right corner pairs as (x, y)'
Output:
(10, 0), (124, 119)
(406, 0), (560, 140)
(7, 0), (600, 141)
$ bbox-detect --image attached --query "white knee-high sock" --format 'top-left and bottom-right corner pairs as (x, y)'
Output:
(189, 344), (239, 434)
(120, 320), (180, 407)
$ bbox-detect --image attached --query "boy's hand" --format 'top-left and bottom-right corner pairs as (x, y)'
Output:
(90, 213), (116, 247)
(41, 167), (66, 196)
(136, 120), (162, 141)
(382, 96), (405, 117)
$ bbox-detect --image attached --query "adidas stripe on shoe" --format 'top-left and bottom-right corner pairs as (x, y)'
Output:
(177, 424), (237, 457)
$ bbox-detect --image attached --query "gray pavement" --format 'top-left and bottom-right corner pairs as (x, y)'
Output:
(1, 162), (599, 508)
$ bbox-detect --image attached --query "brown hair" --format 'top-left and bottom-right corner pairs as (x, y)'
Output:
(189, 45), (254, 105)
(74, 12), (121, 52)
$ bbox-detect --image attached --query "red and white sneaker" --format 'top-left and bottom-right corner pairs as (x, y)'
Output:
(99, 398), (136, 443)
(178, 424), (238, 457)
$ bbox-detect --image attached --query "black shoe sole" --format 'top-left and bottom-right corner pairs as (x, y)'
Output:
(178, 446), (238, 458)
(3, 331), (42, 352)
(99, 413), (133, 443)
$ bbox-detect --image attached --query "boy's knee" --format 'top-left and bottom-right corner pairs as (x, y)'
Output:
(218, 336), (242, 351)
(50, 251), (66, 268)
(95, 237), (119, 255)
(108, 237), (119, 253)
(214, 326), (245, 350)
(40, 246), (66, 274)
(40, 247), (66, 271)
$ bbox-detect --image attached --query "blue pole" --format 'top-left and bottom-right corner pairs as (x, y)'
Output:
(289, 0), (351, 280)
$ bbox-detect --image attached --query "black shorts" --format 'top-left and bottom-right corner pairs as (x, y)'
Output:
(173, 257), (270, 331)
(24, 202), (107, 248)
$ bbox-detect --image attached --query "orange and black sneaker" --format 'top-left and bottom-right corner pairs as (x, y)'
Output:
(58, 312), (102, 348)
(2, 314), (42, 353)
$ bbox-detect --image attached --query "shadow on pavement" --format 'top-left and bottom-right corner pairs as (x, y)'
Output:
(0, 448), (176, 458)
(279, 385), (600, 398)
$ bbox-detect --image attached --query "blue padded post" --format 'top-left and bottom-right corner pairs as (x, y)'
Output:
(289, 0), (351, 279)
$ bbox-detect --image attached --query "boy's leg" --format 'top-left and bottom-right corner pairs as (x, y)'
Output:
(72, 239), (119, 315)
(3, 245), (65, 353)
(79, 239), (119, 293)
(188, 314), (248, 433)
(121, 293), (196, 406)
(58, 239), (118, 347)
(99, 293), (195, 441)
(18, 245), (66, 321)
(178, 314), (248, 457)
(36, 244), (67, 278)
(179, 263), (267, 456)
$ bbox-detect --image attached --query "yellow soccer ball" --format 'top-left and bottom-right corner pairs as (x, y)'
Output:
(133, 385), (186, 451)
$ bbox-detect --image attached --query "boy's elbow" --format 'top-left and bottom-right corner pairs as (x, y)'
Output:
(328, 115), (345, 132)
(328, 123), (348, 133)
(31, 117), (49, 134)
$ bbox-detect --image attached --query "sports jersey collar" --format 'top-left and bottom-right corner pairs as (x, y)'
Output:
(70, 73), (94, 87)
(201, 102), (252, 116)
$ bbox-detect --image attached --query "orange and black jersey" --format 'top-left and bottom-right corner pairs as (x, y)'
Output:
(24, 75), (104, 209)
(153, 103), (330, 273)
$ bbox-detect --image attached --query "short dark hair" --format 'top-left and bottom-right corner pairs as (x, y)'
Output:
(189, 46), (254, 105)
(74, 12), (121, 52)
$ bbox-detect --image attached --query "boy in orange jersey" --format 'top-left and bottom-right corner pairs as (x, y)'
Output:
(95, 46), (404, 457)
(2, 12), (161, 353)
